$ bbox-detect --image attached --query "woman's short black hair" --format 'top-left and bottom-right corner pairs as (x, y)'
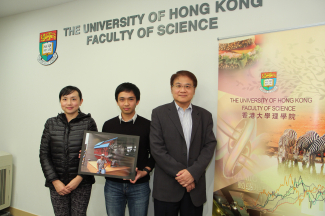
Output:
(59, 86), (82, 101)
(115, 83), (140, 102)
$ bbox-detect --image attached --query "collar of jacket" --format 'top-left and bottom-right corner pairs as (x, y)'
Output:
(57, 112), (91, 123)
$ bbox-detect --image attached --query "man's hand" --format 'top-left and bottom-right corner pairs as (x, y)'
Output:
(65, 175), (83, 191)
(175, 169), (194, 187)
(52, 180), (71, 196)
(130, 167), (149, 184)
(186, 182), (195, 192)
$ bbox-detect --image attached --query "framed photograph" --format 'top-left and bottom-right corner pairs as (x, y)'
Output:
(78, 131), (139, 179)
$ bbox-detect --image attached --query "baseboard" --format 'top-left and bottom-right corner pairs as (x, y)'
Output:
(6, 207), (38, 216)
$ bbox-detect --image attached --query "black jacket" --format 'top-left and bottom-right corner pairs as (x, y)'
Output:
(40, 112), (97, 189)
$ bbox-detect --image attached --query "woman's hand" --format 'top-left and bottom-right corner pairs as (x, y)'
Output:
(52, 180), (71, 196)
(65, 175), (83, 191)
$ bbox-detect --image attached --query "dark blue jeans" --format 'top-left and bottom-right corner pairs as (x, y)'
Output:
(104, 179), (150, 216)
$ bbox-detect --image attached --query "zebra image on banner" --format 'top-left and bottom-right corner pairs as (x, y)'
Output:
(213, 25), (325, 216)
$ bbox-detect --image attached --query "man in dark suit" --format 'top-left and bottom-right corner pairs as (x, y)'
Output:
(150, 70), (217, 216)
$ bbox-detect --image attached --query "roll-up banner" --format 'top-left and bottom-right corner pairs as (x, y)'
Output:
(213, 25), (325, 216)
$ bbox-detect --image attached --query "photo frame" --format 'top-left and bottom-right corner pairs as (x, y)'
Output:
(78, 131), (140, 179)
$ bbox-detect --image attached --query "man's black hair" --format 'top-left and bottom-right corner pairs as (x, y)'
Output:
(115, 83), (140, 102)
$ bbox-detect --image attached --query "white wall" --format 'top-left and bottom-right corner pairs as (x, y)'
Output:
(0, 0), (324, 215)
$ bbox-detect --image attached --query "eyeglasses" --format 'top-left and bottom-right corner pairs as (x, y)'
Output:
(172, 84), (194, 90)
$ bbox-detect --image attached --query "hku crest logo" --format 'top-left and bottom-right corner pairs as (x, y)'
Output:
(37, 30), (58, 66)
(260, 72), (278, 93)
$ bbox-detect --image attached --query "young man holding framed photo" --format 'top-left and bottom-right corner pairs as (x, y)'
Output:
(102, 83), (155, 216)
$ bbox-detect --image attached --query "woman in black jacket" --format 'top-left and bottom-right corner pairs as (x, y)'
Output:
(40, 86), (97, 216)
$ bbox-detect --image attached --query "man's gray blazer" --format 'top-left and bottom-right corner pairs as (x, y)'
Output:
(150, 101), (217, 207)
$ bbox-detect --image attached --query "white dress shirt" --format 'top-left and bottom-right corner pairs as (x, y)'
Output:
(175, 101), (192, 161)
(118, 113), (137, 124)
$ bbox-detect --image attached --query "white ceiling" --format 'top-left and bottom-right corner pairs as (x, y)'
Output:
(0, 0), (77, 18)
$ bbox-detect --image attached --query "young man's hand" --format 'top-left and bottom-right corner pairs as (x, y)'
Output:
(129, 167), (150, 184)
